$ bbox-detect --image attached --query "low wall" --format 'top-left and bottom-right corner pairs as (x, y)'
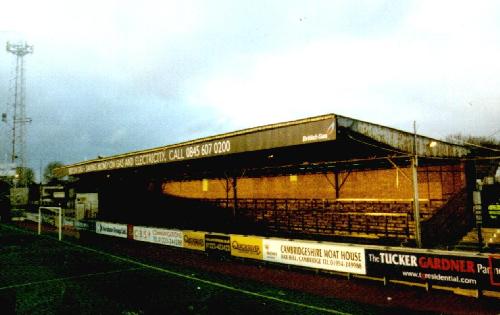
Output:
(29, 211), (498, 298)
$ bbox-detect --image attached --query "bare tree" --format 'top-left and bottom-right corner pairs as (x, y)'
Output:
(446, 133), (500, 156)
(15, 167), (35, 186)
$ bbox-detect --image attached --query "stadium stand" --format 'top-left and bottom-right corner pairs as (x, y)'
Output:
(54, 114), (498, 249)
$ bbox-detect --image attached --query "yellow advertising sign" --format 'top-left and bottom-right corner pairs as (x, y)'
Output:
(230, 235), (263, 260)
(183, 231), (206, 251)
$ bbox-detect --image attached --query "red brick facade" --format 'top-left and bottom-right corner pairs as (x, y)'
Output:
(163, 164), (465, 202)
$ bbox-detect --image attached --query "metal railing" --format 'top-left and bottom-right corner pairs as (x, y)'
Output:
(202, 198), (445, 239)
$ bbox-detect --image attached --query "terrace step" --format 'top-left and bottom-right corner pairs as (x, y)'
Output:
(455, 227), (500, 251)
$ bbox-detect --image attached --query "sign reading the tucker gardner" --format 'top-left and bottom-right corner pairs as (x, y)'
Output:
(366, 249), (500, 290)
(263, 239), (366, 275)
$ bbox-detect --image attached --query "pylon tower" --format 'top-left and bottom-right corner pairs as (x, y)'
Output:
(6, 41), (33, 185)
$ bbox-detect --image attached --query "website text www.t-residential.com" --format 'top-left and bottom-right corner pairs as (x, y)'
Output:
(402, 271), (477, 285)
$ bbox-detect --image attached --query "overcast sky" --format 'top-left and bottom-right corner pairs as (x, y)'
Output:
(1, 0), (499, 179)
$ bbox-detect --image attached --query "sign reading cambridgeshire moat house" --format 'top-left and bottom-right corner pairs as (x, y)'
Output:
(263, 239), (366, 274)
(66, 116), (336, 175)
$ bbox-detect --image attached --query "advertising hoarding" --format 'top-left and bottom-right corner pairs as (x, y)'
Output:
(67, 116), (336, 175)
(365, 249), (500, 291)
(133, 226), (154, 243)
(132, 226), (183, 247)
(230, 235), (263, 260)
(74, 220), (91, 231)
(71, 220), (500, 294)
(263, 239), (366, 274)
(150, 228), (183, 247)
(488, 255), (500, 287)
(205, 233), (231, 256)
(183, 231), (206, 251)
(96, 221), (128, 238)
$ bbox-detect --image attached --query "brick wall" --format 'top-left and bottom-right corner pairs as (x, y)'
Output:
(163, 178), (232, 199)
(161, 163), (466, 239)
(162, 164), (465, 202)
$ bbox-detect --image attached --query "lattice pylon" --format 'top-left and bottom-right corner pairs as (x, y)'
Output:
(6, 41), (33, 185)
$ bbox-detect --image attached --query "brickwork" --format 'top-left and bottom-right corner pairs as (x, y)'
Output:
(163, 164), (465, 202)
(163, 178), (232, 199)
(161, 163), (466, 240)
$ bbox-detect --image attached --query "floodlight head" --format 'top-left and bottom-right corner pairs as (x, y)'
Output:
(6, 41), (33, 56)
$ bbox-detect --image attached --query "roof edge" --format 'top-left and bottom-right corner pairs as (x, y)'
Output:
(336, 115), (470, 158)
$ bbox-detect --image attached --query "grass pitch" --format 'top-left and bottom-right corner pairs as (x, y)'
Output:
(0, 223), (434, 314)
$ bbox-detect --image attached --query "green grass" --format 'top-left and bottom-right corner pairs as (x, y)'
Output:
(0, 223), (433, 315)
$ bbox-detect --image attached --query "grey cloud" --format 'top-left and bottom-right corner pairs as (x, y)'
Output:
(1, 1), (499, 182)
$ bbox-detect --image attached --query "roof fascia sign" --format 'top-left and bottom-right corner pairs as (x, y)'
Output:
(63, 115), (337, 176)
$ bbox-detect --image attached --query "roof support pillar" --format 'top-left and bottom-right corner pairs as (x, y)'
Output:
(412, 121), (422, 248)
(334, 171), (340, 199)
(412, 155), (422, 248)
(232, 175), (238, 219)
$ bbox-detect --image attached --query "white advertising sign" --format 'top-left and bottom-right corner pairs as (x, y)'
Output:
(150, 228), (183, 247)
(96, 221), (128, 238)
(133, 226), (154, 243)
(263, 239), (366, 275)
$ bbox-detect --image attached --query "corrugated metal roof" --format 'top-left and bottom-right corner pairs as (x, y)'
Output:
(55, 113), (469, 177)
(56, 114), (336, 176)
(337, 115), (469, 158)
